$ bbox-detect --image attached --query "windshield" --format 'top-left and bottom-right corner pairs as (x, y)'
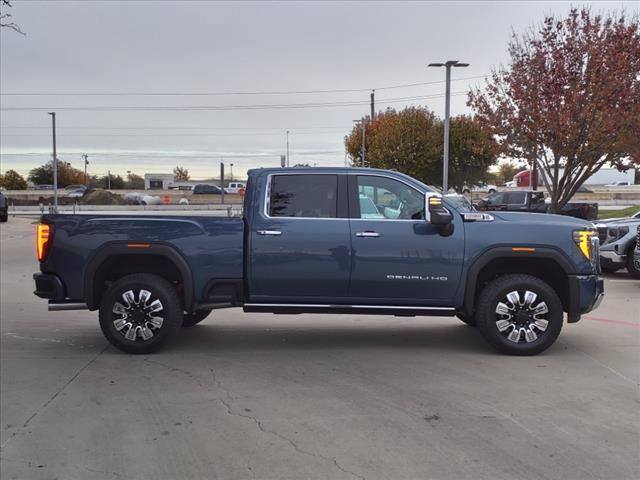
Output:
(445, 194), (475, 213)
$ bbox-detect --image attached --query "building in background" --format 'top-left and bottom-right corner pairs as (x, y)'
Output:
(144, 173), (175, 190)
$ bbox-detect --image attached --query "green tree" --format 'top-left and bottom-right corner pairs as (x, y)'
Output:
(446, 115), (500, 193)
(125, 173), (145, 189)
(345, 107), (498, 191)
(98, 174), (125, 189)
(0, 169), (27, 190)
(173, 166), (190, 181)
(496, 161), (523, 184)
(28, 160), (85, 187)
(469, 8), (639, 211)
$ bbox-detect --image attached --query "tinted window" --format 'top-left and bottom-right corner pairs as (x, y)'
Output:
(356, 176), (423, 220)
(269, 175), (337, 218)
(505, 192), (526, 204)
(487, 192), (504, 205)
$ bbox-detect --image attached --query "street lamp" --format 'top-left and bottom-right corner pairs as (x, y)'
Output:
(352, 118), (366, 167)
(286, 130), (290, 167)
(428, 60), (469, 193)
(230, 163), (234, 181)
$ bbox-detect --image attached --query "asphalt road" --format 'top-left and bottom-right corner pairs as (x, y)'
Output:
(1, 217), (639, 480)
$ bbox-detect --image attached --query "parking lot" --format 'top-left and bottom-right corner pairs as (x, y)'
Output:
(1, 216), (638, 480)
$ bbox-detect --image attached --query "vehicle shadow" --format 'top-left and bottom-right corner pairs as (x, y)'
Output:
(168, 320), (492, 355)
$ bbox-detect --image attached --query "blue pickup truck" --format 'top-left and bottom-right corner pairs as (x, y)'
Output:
(34, 168), (604, 355)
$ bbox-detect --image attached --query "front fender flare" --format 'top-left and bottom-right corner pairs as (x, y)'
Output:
(461, 246), (576, 317)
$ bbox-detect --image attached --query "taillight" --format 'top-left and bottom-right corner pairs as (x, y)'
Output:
(36, 223), (52, 261)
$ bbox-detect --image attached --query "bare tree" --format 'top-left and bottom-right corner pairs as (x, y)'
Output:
(1, 0), (25, 35)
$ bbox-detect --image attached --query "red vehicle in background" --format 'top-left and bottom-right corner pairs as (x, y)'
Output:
(514, 169), (542, 187)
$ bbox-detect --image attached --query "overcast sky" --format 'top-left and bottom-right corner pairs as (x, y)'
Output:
(0, 0), (635, 180)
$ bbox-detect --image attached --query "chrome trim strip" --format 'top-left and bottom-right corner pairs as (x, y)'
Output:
(244, 303), (455, 311)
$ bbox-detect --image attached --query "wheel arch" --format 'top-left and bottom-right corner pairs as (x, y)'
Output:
(84, 243), (194, 311)
(462, 247), (576, 318)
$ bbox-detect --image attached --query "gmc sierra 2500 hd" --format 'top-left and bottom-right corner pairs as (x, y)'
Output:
(34, 168), (604, 355)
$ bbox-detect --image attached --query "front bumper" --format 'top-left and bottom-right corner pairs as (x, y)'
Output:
(567, 275), (604, 323)
(600, 250), (626, 267)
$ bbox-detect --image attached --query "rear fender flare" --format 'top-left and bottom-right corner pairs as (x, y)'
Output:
(83, 243), (194, 311)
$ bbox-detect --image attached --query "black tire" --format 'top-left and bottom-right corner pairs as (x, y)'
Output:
(182, 309), (212, 327)
(462, 189), (471, 194)
(456, 313), (476, 327)
(0, 214), (7, 223)
(488, 188), (496, 194)
(99, 274), (183, 354)
(476, 274), (563, 355)
(627, 244), (640, 279)
(600, 264), (620, 274)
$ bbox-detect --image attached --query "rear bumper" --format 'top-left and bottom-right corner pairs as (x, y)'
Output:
(33, 272), (65, 300)
(567, 275), (604, 323)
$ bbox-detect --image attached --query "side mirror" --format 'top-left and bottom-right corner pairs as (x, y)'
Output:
(426, 195), (453, 225)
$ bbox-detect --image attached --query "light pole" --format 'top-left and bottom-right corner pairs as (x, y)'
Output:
(230, 163), (234, 182)
(428, 60), (469, 193)
(286, 130), (290, 167)
(352, 119), (366, 167)
(48, 112), (58, 210)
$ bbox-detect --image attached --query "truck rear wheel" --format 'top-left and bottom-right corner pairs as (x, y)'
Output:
(182, 309), (211, 327)
(476, 274), (563, 355)
(99, 274), (183, 354)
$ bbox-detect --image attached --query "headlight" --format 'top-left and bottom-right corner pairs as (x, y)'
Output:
(573, 230), (596, 259)
(609, 226), (629, 241)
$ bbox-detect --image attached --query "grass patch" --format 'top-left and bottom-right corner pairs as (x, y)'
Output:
(598, 205), (640, 220)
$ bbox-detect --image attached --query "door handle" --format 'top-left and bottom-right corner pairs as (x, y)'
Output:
(355, 231), (380, 238)
(257, 230), (282, 236)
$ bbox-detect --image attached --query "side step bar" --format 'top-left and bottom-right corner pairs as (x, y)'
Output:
(243, 303), (456, 317)
(48, 301), (88, 311)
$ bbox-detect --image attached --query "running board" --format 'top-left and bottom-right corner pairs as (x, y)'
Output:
(243, 303), (456, 317)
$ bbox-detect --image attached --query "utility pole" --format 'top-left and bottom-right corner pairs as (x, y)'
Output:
(82, 154), (89, 186)
(370, 90), (375, 120)
(220, 161), (225, 204)
(361, 118), (366, 167)
(428, 60), (469, 193)
(286, 130), (290, 167)
(48, 112), (58, 210)
(230, 163), (234, 182)
(107, 170), (111, 189)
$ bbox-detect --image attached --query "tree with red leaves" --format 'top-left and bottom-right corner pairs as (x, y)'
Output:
(469, 8), (639, 212)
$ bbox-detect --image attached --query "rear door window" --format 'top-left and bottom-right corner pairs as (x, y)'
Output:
(268, 174), (338, 218)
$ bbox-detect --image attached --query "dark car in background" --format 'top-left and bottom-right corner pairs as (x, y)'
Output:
(192, 184), (223, 195)
(0, 192), (8, 222)
(476, 190), (598, 220)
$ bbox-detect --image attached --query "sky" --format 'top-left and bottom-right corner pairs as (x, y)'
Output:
(0, 0), (635, 180)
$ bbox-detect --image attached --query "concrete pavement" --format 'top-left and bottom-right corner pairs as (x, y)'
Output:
(1, 217), (638, 480)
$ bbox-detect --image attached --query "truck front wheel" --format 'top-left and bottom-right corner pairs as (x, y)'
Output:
(99, 274), (183, 354)
(476, 274), (563, 355)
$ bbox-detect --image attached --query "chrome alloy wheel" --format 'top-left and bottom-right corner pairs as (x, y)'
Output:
(112, 289), (164, 341)
(495, 290), (549, 344)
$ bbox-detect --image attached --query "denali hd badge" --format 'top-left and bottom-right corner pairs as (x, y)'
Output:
(386, 275), (448, 281)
